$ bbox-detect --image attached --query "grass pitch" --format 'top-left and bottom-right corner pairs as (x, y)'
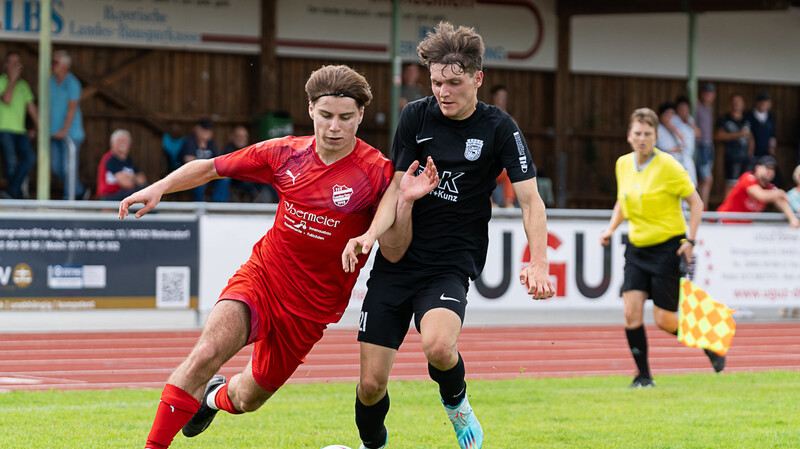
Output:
(1, 371), (798, 448)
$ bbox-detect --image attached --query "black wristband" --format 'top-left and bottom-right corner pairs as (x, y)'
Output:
(685, 238), (696, 246)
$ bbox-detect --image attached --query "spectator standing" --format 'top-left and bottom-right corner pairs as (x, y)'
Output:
(180, 118), (230, 202)
(489, 84), (516, 208)
(222, 125), (276, 202)
(399, 63), (426, 110)
(744, 92), (780, 185)
(655, 102), (696, 187)
(50, 49), (87, 200)
(0, 50), (39, 199)
(673, 96), (699, 188)
(715, 93), (751, 195)
(695, 83), (716, 207)
(97, 129), (147, 201)
(787, 165), (800, 213)
(717, 155), (799, 228)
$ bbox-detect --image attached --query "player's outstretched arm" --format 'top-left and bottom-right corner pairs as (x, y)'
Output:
(342, 157), (439, 272)
(118, 159), (220, 219)
(379, 157), (438, 262)
(513, 177), (555, 300)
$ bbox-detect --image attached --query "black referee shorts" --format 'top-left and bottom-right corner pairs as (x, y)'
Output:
(357, 270), (469, 350)
(622, 235), (684, 312)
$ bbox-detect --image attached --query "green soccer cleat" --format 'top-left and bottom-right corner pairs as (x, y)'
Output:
(444, 397), (483, 449)
(182, 374), (227, 437)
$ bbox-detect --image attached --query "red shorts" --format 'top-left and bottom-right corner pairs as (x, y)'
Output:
(219, 260), (326, 392)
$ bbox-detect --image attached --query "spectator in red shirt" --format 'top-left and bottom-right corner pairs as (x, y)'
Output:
(717, 155), (799, 227)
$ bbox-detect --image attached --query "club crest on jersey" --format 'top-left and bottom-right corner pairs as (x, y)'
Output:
(464, 139), (483, 161)
(332, 185), (354, 207)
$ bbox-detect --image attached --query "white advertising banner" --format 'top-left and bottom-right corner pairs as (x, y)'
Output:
(351, 219), (800, 313)
(0, 0), (260, 53)
(276, 0), (557, 69)
(201, 213), (800, 314)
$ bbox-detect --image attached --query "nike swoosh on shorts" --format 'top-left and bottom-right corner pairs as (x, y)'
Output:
(440, 294), (460, 302)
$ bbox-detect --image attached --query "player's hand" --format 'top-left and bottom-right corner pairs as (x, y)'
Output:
(342, 229), (377, 273)
(118, 185), (164, 219)
(399, 156), (439, 203)
(519, 263), (555, 300)
(599, 229), (613, 247)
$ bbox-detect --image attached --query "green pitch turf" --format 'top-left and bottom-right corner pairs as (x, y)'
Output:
(1, 371), (798, 448)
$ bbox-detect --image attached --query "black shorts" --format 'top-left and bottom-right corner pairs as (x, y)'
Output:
(622, 235), (683, 312)
(358, 270), (469, 350)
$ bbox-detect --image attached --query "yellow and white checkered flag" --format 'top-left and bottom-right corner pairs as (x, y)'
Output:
(677, 278), (736, 356)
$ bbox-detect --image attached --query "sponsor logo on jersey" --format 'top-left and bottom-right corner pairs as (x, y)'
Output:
(464, 138), (483, 161)
(416, 136), (433, 144)
(283, 201), (341, 228)
(332, 185), (354, 207)
(416, 168), (463, 203)
(513, 132), (528, 173)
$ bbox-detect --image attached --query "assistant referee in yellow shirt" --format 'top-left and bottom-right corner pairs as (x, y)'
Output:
(600, 108), (723, 388)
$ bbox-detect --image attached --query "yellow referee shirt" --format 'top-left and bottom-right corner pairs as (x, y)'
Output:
(615, 149), (695, 247)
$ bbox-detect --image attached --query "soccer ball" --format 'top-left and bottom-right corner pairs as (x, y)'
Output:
(320, 446), (352, 449)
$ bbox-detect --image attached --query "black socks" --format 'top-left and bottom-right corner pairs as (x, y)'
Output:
(355, 391), (389, 449)
(625, 325), (650, 379)
(428, 352), (466, 407)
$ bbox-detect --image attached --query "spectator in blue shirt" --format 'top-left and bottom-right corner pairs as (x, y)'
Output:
(50, 50), (87, 200)
(180, 118), (230, 202)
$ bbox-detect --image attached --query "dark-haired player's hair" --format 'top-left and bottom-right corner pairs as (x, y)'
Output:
(305, 65), (373, 108)
(417, 21), (484, 76)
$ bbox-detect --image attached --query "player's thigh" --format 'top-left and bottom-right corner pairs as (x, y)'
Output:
(250, 309), (326, 393)
(358, 272), (415, 350)
(412, 273), (468, 333)
(187, 299), (250, 367)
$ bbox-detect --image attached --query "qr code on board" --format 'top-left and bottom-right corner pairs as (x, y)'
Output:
(156, 266), (190, 309)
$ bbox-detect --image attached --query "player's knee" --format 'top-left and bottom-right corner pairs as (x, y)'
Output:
(624, 310), (642, 328)
(185, 343), (225, 374)
(233, 394), (268, 413)
(358, 377), (387, 402)
(422, 340), (457, 368)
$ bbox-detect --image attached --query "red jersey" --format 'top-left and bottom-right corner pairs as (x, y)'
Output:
(717, 172), (775, 214)
(214, 136), (393, 323)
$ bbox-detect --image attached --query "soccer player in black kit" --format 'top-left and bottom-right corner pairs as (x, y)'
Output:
(342, 22), (555, 449)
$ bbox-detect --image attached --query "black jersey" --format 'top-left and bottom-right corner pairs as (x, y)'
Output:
(374, 96), (536, 280)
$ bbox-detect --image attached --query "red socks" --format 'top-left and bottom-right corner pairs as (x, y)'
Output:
(144, 384), (200, 449)
(214, 383), (244, 415)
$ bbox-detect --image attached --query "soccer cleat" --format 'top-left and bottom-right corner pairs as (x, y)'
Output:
(357, 429), (387, 449)
(182, 374), (227, 437)
(444, 397), (483, 449)
(704, 349), (726, 373)
(629, 374), (656, 388)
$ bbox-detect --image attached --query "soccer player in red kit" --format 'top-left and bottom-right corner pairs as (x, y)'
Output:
(118, 65), (439, 449)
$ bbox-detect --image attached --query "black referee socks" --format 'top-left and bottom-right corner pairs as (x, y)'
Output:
(428, 352), (467, 407)
(625, 325), (651, 379)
